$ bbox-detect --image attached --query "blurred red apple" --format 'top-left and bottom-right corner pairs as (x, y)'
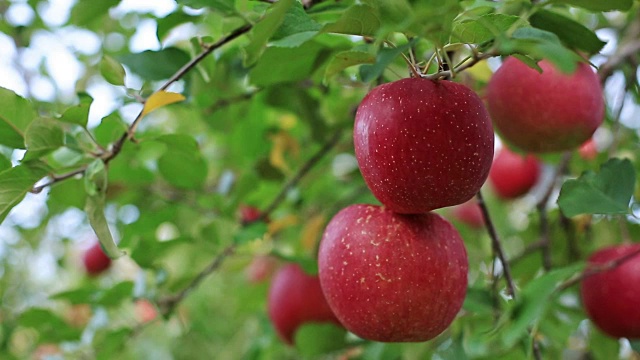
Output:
(580, 243), (640, 339)
(450, 200), (484, 229)
(82, 242), (112, 276)
(267, 263), (341, 344)
(245, 255), (279, 284)
(488, 147), (541, 199)
(354, 77), (494, 214)
(135, 299), (158, 324)
(486, 57), (604, 153)
(578, 138), (598, 160)
(318, 204), (468, 342)
(239, 205), (263, 225)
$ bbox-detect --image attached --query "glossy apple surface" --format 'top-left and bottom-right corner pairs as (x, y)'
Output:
(318, 204), (468, 342)
(82, 242), (112, 276)
(450, 199), (484, 229)
(267, 263), (341, 344)
(354, 78), (494, 214)
(580, 243), (640, 339)
(486, 57), (604, 153)
(488, 147), (541, 199)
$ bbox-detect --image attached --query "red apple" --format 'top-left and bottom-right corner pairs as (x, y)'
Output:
(135, 299), (158, 324)
(578, 138), (598, 160)
(450, 200), (484, 229)
(354, 78), (494, 214)
(239, 205), (263, 225)
(486, 57), (604, 153)
(82, 242), (112, 276)
(245, 255), (279, 284)
(580, 243), (640, 339)
(488, 147), (541, 199)
(267, 263), (341, 344)
(318, 204), (468, 342)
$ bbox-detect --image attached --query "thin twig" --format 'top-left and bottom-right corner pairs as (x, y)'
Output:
(30, 167), (87, 194)
(598, 8), (640, 84)
(158, 129), (344, 315)
(423, 50), (496, 80)
(536, 151), (572, 271)
(476, 190), (517, 299)
(557, 246), (640, 292)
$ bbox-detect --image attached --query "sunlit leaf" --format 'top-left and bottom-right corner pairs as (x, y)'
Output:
(141, 91), (186, 117)
(551, 0), (632, 11)
(0, 86), (36, 149)
(100, 56), (126, 86)
(23, 118), (65, 161)
(294, 323), (348, 356)
(244, 0), (295, 66)
(0, 161), (49, 224)
(119, 47), (191, 81)
(324, 50), (376, 81)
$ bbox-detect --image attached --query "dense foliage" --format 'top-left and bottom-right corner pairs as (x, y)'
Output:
(0, 0), (639, 358)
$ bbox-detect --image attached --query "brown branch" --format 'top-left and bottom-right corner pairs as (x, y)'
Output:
(536, 151), (572, 271)
(557, 246), (640, 292)
(423, 49), (497, 80)
(30, 167), (87, 194)
(158, 129), (344, 316)
(476, 190), (518, 299)
(598, 8), (640, 84)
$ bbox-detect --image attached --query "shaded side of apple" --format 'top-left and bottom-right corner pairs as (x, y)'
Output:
(354, 78), (494, 214)
(580, 244), (640, 339)
(488, 147), (541, 199)
(82, 242), (112, 276)
(267, 263), (341, 344)
(487, 57), (604, 153)
(318, 204), (468, 342)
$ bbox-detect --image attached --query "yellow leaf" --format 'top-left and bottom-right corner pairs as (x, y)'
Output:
(465, 59), (492, 82)
(301, 214), (326, 252)
(141, 90), (186, 117)
(269, 131), (300, 174)
(267, 214), (298, 236)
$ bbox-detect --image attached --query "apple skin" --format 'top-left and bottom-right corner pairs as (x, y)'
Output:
(488, 147), (541, 199)
(486, 57), (604, 153)
(239, 205), (263, 225)
(580, 244), (640, 339)
(267, 263), (342, 345)
(450, 200), (484, 229)
(318, 204), (468, 342)
(578, 138), (598, 160)
(245, 255), (279, 284)
(354, 78), (494, 214)
(82, 242), (112, 276)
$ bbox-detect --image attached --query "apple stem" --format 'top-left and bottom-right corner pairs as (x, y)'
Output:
(476, 190), (518, 300)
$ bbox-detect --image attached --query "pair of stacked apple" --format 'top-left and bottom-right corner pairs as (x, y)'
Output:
(318, 78), (495, 342)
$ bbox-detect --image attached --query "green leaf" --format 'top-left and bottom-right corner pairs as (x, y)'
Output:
(23, 118), (65, 161)
(530, 10), (606, 54)
(502, 27), (578, 73)
(69, 0), (120, 27)
(271, 1), (321, 48)
(50, 286), (99, 304)
(359, 40), (416, 83)
(156, 134), (208, 189)
(294, 323), (347, 356)
(157, 12), (202, 41)
(95, 281), (134, 307)
(19, 308), (82, 342)
(502, 263), (583, 347)
(118, 47), (191, 81)
(321, 4), (380, 36)
(100, 56), (126, 86)
(551, 0), (632, 12)
(249, 41), (324, 87)
(453, 14), (523, 44)
(94, 328), (132, 360)
(558, 158), (635, 217)
(0, 86), (36, 149)
(0, 161), (49, 224)
(0, 153), (10, 173)
(59, 93), (93, 128)
(233, 221), (268, 245)
(175, 0), (235, 13)
(463, 286), (495, 314)
(324, 50), (376, 81)
(244, 0), (295, 66)
(84, 159), (124, 259)
(361, 342), (403, 360)
(630, 340), (640, 353)
(589, 325), (620, 358)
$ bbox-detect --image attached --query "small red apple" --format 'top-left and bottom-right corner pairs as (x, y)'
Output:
(245, 255), (279, 284)
(486, 57), (604, 153)
(239, 205), (263, 225)
(488, 147), (541, 199)
(450, 200), (484, 229)
(82, 242), (112, 276)
(578, 138), (598, 160)
(318, 204), (468, 342)
(135, 299), (158, 324)
(580, 243), (640, 339)
(267, 263), (341, 344)
(354, 77), (494, 214)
